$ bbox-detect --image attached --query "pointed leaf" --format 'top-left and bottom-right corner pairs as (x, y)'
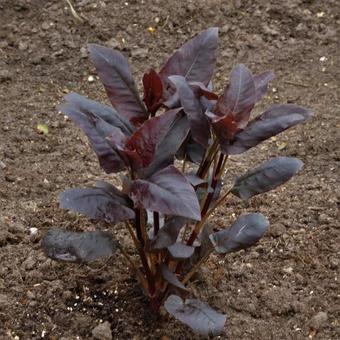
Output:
(164, 295), (226, 337)
(210, 213), (269, 254)
(64, 92), (134, 135)
(129, 165), (201, 220)
(60, 181), (135, 223)
(150, 216), (187, 249)
(168, 242), (195, 259)
(142, 69), (163, 114)
(232, 157), (303, 200)
(215, 64), (256, 127)
(42, 229), (118, 263)
(253, 71), (274, 102)
(225, 104), (313, 154)
(125, 109), (181, 169)
(161, 265), (188, 291)
(59, 103), (127, 173)
(88, 44), (147, 125)
(160, 27), (219, 86)
(169, 75), (210, 147)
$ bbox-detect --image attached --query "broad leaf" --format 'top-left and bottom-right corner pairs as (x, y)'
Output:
(253, 71), (275, 102)
(160, 27), (219, 86)
(169, 75), (210, 147)
(161, 265), (187, 291)
(64, 92), (134, 135)
(125, 109), (181, 169)
(232, 157), (303, 200)
(142, 69), (163, 114)
(141, 113), (190, 178)
(60, 181), (135, 223)
(168, 242), (195, 259)
(42, 229), (118, 263)
(225, 104), (313, 154)
(150, 216), (187, 249)
(210, 213), (269, 254)
(88, 44), (147, 125)
(215, 64), (256, 128)
(164, 295), (226, 336)
(59, 102), (126, 173)
(129, 165), (201, 220)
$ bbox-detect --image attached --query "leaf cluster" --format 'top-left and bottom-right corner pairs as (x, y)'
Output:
(42, 28), (312, 336)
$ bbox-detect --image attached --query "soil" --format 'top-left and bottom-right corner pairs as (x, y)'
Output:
(0, 0), (339, 339)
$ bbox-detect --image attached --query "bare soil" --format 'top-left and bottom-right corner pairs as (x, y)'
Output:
(0, 0), (339, 339)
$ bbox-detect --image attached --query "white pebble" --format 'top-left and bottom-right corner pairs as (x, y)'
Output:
(87, 75), (95, 83)
(30, 227), (38, 236)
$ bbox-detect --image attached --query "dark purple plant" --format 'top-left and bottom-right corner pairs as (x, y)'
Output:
(42, 28), (312, 336)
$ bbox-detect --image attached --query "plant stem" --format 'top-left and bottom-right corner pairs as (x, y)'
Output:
(117, 243), (149, 293)
(182, 249), (212, 284)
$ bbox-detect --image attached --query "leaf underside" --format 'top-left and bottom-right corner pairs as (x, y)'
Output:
(232, 157), (303, 200)
(164, 294), (226, 337)
(210, 213), (269, 254)
(42, 229), (118, 263)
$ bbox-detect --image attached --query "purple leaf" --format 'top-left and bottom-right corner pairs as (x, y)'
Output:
(64, 92), (134, 135)
(150, 216), (187, 249)
(42, 229), (118, 263)
(142, 69), (163, 114)
(189, 81), (219, 101)
(215, 64), (256, 128)
(59, 102), (126, 173)
(164, 295), (226, 336)
(253, 71), (274, 102)
(141, 113), (190, 178)
(185, 173), (206, 187)
(129, 165), (201, 220)
(225, 104), (313, 154)
(206, 110), (240, 146)
(169, 75), (210, 147)
(232, 157), (303, 200)
(125, 109), (181, 169)
(60, 181), (135, 223)
(167, 242), (194, 259)
(210, 213), (269, 254)
(88, 44), (147, 125)
(161, 265), (188, 291)
(160, 27), (219, 86)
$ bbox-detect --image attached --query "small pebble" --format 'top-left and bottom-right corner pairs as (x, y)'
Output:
(88, 75), (95, 83)
(92, 321), (112, 340)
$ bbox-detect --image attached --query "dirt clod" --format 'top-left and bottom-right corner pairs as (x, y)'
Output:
(309, 311), (328, 331)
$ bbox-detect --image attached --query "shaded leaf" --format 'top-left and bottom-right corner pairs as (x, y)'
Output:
(210, 213), (269, 254)
(64, 92), (134, 135)
(141, 113), (190, 177)
(253, 71), (274, 102)
(160, 27), (219, 86)
(225, 104), (313, 154)
(232, 157), (303, 200)
(150, 216), (187, 249)
(215, 64), (256, 129)
(129, 165), (201, 220)
(59, 102), (127, 173)
(88, 44), (147, 125)
(42, 229), (118, 263)
(189, 81), (218, 100)
(161, 265), (187, 291)
(60, 181), (135, 223)
(142, 69), (163, 114)
(164, 295), (226, 337)
(125, 109), (180, 169)
(169, 75), (210, 147)
(168, 242), (195, 259)
(185, 173), (206, 187)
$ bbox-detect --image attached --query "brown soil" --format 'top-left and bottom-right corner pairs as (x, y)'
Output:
(0, 0), (339, 339)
